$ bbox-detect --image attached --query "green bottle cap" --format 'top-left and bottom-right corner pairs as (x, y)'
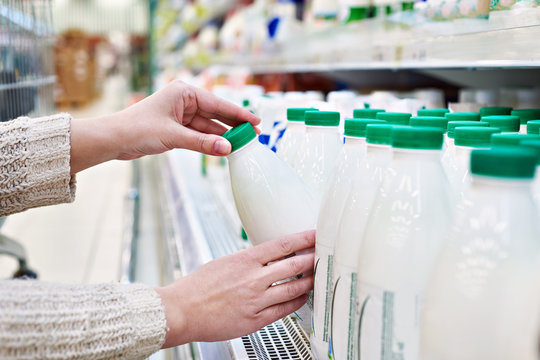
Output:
(482, 115), (520, 132)
(511, 109), (540, 125)
(391, 126), (444, 150)
(366, 124), (393, 145)
(222, 122), (257, 152)
(376, 112), (412, 125)
(409, 116), (450, 132)
(470, 147), (537, 179)
(519, 139), (540, 165)
(447, 121), (489, 139)
(305, 111), (340, 126)
(346, 6), (368, 22)
(417, 108), (449, 117)
(353, 108), (385, 119)
(454, 127), (501, 147)
(491, 133), (540, 146)
(527, 120), (540, 135)
(479, 106), (513, 117)
(241, 227), (248, 241)
(287, 108), (318, 122)
(242, 99), (250, 107)
(445, 112), (481, 121)
(345, 119), (387, 137)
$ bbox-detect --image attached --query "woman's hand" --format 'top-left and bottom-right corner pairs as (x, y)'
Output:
(70, 81), (260, 174)
(156, 230), (315, 348)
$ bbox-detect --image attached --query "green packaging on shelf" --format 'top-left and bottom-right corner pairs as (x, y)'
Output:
(511, 109), (540, 125)
(519, 139), (540, 165)
(305, 111), (340, 126)
(376, 112), (412, 125)
(527, 120), (540, 135)
(366, 124), (393, 145)
(417, 108), (449, 117)
(344, 119), (387, 137)
(491, 133), (540, 146)
(445, 112), (481, 121)
(481, 115), (520, 132)
(409, 116), (450, 132)
(353, 108), (385, 119)
(471, 147), (537, 179)
(447, 121), (489, 139)
(391, 126), (444, 150)
(345, 6), (369, 23)
(479, 106), (513, 117)
(287, 108), (318, 122)
(454, 127), (501, 147)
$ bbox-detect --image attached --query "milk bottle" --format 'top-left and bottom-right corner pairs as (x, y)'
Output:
(420, 147), (540, 360)
(277, 108), (317, 168)
(329, 124), (393, 360)
(295, 111), (343, 206)
(520, 139), (540, 204)
(222, 122), (317, 245)
(312, 119), (386, 359)
(511, 109), (540, 134)
(445, 127), (501, 202)
(356, 126), (451, 360)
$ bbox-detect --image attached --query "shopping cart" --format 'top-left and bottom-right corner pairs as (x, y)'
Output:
(0, 0), (55, 279)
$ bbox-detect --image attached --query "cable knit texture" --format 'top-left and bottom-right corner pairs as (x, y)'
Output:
(0, 114), (167, 358)
(0, 113), (76, 217)
(0, 281), (167, 359)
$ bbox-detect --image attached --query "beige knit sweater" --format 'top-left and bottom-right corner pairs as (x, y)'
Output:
(0, 114), (167, 359)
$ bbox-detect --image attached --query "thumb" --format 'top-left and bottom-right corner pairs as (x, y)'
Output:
(180, 127), (232, 156)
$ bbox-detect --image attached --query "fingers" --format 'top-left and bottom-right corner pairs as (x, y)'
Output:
(187, 115), (228, 135)
(251, 230), (316, 265)
(261, 275), (313, 309)
(256, 294), (309, 328)
(187, 84), (261, 127)
(180, 126), (232, 156)
(261, 251), (315, 285)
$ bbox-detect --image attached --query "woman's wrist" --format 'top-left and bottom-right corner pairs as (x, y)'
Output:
(155, 284), (190, 349)
(70, 113), (124, 174)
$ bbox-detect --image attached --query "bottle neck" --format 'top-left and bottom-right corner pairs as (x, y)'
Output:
(306, 125), (339, 134)
(471, 175), (534, 190)
(344, 136), (366, 146)
(366, 143), (391, 154)
(227, 137), (259, 159)
(287, 121), (304, 129)
(391, 147), (442, 161)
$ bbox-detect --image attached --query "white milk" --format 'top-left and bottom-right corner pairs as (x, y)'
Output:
(519, 139), (540, 206)
(356, 126), (451, 360)
(277, 108), (316, 168)
(311, 119), (384, 359)
(444, 127), (501, 203)
(420, 147), (540, 360)
(329, 124), (393, 360)
(223, 123), (317, 245)
(295, 111), (343, 206)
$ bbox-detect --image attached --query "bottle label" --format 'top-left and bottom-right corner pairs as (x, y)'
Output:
(313, 245), (334, 342)
(357, 282), (421, 360)
(329, 271), (358, 360)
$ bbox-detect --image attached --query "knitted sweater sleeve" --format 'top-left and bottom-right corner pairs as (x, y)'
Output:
(0, 280), (167, 359)
(0, 113), (76, 217)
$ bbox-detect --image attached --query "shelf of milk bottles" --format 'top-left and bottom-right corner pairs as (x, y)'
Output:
(208, 20), (540, 73)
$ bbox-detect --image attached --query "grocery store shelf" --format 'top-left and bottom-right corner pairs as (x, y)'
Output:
(204, 22), (540, 73)
(0, 76), (56, 91)
(155, 150), (313, 359)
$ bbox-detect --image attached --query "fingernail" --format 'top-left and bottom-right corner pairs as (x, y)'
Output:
(213, 139), (231, 155)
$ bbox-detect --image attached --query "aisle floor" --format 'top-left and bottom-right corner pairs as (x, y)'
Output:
(0, 77), (131, 283)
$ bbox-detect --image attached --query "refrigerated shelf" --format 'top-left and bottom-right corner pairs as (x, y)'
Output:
(152, 149), (314, 360)
(202, 22), (540, 73)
